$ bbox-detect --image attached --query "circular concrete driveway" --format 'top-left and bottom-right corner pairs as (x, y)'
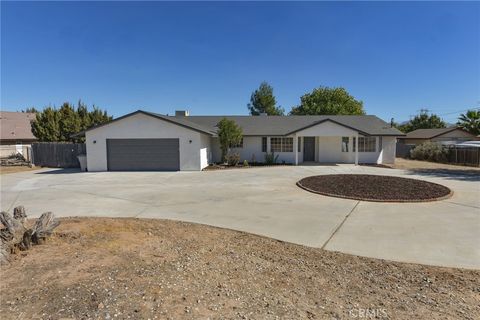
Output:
(1, 165), (479, 269)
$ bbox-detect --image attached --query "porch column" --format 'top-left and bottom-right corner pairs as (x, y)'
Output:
(294, 134), (298, 165)
(354, 133), (359, 165)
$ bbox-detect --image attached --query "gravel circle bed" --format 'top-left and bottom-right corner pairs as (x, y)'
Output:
(297, 174), (452, 202)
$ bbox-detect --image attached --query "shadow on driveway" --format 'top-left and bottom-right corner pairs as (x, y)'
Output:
(405, 168), (480, 182)
(35, 168), (82, 175)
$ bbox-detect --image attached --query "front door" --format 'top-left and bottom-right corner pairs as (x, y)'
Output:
(303, 137), (315, 161)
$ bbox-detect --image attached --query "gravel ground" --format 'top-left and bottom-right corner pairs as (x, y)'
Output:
(297, 174), (452, 202)
(1, 218), (479, 320)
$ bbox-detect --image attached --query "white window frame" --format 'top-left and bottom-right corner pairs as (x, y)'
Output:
(353, 137), (376, 152)
(270, 137), (293, 152)
(341, 137), (349, 152)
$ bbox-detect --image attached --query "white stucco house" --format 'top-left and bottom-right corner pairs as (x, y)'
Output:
(80, 110), (405, 171)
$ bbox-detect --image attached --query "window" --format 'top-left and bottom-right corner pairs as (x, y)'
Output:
(353, 137), (376, 152)
(270, 137), (293, 152)
(298, 137), (301, 152)
(282, 137), (293, 152)
(262, 137), (267, 152)
(363, 137), (376, 152)
(229, 138), (243, 148)
(270, 137), (282, 152)
(341, 137), (349, 152)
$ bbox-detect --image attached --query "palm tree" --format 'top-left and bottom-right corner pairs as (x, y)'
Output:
(457, 109), (480, 135)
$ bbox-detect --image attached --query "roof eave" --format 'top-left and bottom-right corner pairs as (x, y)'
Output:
(73, 110), (214, 137)
(285, 118), (371, 136)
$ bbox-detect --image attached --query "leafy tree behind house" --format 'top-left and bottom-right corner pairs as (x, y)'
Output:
(217, 118), (243, 162)
(248, 82), (284, 115)
(31, 101), (112, 142)
(457, 109), (480, 135)
(398, 109), (446, 133)
(289, 86), (365, 115)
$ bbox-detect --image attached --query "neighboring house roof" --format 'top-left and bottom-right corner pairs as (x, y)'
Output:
(401, 127), (473, 139)
(81, 110), (405, 137)
(0, 111), (37, 141)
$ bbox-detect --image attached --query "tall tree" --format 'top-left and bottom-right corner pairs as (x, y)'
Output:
(217, 118), (243, 162)
(290, 86), (365, 115)
(30, 102), (112, 142)
(22, 107), (39, 113)
(247, 82), (284, 115)
(88, 106), (112, 127)
(399, 109), (447, 133)
(77, 100), (91, 131)
(58, 103), (81, 141)
(31, 107), (60, 142)
(457, 109), (480, 135)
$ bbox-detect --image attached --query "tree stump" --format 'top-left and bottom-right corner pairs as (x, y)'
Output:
(0, 207), (60, 265)
(32, 212), (60, 245)
(13, 206), (27, 224)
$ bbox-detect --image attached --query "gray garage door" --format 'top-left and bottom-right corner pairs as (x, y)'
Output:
(107, 139), (180, 171)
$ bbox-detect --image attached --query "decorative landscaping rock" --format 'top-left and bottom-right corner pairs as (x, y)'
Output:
(297, 174), (452, 202)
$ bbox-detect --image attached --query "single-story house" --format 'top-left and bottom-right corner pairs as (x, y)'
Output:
(397, 127), (479, 146)
(80, 110), (404, 171)
(0, 111), (37, 157)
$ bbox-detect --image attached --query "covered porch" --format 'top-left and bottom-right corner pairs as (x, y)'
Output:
(293, 134), (361, 166)
(290, 119), (385, 165)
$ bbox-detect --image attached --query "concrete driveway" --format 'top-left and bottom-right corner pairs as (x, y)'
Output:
(1, 165), (479, 269)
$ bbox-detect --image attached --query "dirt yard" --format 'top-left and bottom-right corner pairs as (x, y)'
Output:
(0, 166), (40, 175)
(393, 158), (480, 171)
(1, 218), (479, 320)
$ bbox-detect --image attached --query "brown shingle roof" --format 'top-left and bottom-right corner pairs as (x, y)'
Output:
(166, 114), (405, 136)
(402, 127), (471, 139)
(81, 110), (405, 137)
(0, 111), (37, 141)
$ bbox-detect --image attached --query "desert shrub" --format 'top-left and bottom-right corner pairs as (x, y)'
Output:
(226, 152), (240, 166)
(410, 142), (448, 162)
(243, 160), (249, 167)
(264, 152), (279, 165)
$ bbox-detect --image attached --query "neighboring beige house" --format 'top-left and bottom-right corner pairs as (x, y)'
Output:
(79, 110), (404, 172)
(398, 127), (479, 146)
(0, 111), (37, 157)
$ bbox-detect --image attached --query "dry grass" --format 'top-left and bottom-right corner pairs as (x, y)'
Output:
(0, 166), (40, 175)
(1, 217), (479, 320)
(393, 158), (480, 171)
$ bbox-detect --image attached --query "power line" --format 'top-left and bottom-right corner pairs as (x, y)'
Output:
(414, 107), (479, 116)
(437, 108), (479, 116)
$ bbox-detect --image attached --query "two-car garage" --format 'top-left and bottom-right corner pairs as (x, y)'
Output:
(85, 111), (212, 171)
(106, 139), (180, 171)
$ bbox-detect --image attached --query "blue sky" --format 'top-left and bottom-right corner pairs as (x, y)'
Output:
(1, 1), (479, 123)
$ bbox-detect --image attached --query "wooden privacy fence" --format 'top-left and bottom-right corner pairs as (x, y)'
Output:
(396, 143), (415, 158)
(446, 147), (480, 167)
(32, 142), (86, 168)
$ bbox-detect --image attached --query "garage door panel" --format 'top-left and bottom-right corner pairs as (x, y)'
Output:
(107, 139), (179, 171)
